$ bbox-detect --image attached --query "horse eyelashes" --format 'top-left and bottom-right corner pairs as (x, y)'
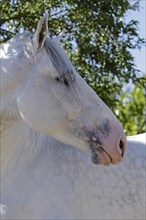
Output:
(55, 77), (70, 87)
(55, 77), (60, 82)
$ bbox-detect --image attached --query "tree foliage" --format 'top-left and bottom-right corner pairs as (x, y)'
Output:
(117, 85), (145, 135)
(0, 0), (145, 135)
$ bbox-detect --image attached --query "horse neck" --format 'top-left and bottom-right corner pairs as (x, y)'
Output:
(1, 111), (47, 178)
(1, 56), (24, 138)
(0, 42), (40, 175)
(1, 39), (36, 129)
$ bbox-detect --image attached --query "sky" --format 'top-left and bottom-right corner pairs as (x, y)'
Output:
(127, 0), (146, 75)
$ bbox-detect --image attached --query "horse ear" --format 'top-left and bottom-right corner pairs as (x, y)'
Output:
(33, 15), (48, 50)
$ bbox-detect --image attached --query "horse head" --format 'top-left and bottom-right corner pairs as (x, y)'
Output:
(12, 15), (127, 165)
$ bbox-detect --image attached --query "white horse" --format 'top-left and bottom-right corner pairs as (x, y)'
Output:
(0, 15), (145, 219)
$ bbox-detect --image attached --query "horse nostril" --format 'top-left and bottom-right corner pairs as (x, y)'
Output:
(119, 138), (125, 157)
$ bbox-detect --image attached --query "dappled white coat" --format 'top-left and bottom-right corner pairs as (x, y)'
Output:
(1, 119), (145, 219)
(0, 15), (145, 219)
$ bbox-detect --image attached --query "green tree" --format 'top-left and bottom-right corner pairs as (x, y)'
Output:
(116, 84), (146, 136)
(0, 0), (145, 135)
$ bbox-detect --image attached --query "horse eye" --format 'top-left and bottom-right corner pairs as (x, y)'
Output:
(55, 77), (60, 83)
(55, 77), (69, 87)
